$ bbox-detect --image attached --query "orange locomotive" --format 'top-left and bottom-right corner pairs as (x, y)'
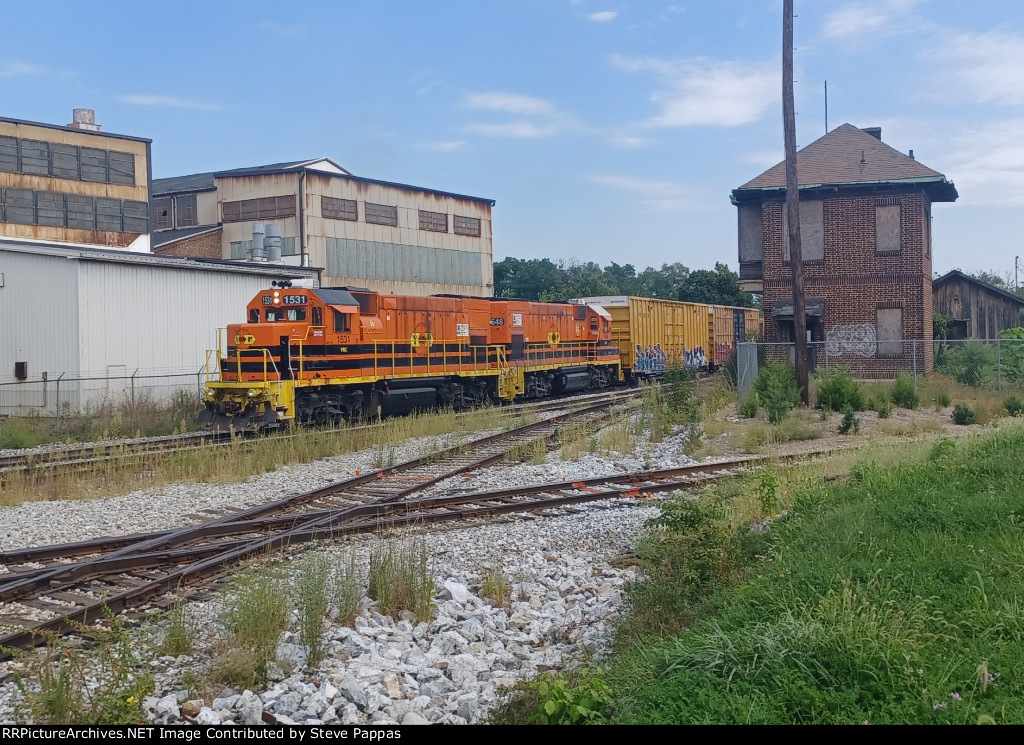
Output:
(201, 285), (620, 430)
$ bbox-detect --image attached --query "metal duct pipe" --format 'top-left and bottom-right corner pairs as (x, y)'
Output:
(265, 224), (282, 263)
(251, 222), (265, 261)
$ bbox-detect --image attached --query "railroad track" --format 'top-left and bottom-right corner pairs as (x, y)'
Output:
(0, 395), (648, 656)
(0, 388), (641, 479)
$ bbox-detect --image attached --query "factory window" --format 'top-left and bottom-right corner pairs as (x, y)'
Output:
(51, 143), (80, 179)
(418, 210), (447, 232)
(96, 197), (122, 231)
(122, 200), (149, 233)
(80, 148), (108, 182)
(107, 150), (135, 185)
(0, 136), (17, 172)
(222, 195), (296, 223)
(153, 196), (173, 231)
(333, 310), (351, 333)
(322, 196), (357, 221)
(230, 241), (249, 259)
(19, 140), (49, 176)
(4, 187), (35, 224)
(365, 202), (398, 227)
(175, 193), (197, 227)
(453, 215), (481, 237)
(249, 309), (260, 323)
(66, 194), (95, 229)
(36, 191), (65, 227)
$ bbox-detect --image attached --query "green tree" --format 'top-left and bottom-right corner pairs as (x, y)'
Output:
(679, 263), (754, 307)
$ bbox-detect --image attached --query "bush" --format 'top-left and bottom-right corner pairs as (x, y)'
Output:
(815, 367), (866, 412)
(936, 341), (995, 388)
(838, 406), (860, 435)
(753, 364), (802, 424)
(889, 374), (920, 409)
(1004, 396), (1024, 417)
(936, 390), (952, 408)
(952, 404), (977, 425)
(873, 398), (893, 419)
(738, 394), (760, 419)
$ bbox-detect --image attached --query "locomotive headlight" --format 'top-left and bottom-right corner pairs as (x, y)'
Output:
(273, 297), (280, 304)
(273, 291), (280, 297)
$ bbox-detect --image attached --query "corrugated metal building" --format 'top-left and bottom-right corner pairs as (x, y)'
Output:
(0, 238), (320, 414)
(150, 158), (495, 297)
(0, 110), (152, 250)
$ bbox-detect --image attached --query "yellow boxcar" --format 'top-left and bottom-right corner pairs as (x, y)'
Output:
(708, 305), (763, 367)
(573, 296), (711, 378)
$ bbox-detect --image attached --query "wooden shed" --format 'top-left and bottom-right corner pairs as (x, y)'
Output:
(933, 270), (1024, 339)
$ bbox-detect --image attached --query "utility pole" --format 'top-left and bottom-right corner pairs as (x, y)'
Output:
(783, 0), (809, 404)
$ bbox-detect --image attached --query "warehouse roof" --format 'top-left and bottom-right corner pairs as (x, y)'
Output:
(151, 224), (221, 248)
(153, 157), (495, 205)
(0, 115), (152, 144)
(734, 124), (958, 202)
(0, 237), (319, 279)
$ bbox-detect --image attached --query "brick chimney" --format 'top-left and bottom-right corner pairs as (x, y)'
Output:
(67, 109), (101, 132)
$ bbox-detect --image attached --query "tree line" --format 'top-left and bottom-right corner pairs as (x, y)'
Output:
(493, 257), (757, 308)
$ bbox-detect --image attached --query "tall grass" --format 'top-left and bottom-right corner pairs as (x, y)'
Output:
(607, 422), (1024, 724)
(216, 569), (290, 688)
(367, 538), (435, 622)
(295, 552), (332, 667)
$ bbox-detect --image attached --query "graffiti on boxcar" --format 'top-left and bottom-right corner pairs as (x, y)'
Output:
(685, 346), (707, 368)
(634, 344), (667, 375)
(826, 324), (877, 357)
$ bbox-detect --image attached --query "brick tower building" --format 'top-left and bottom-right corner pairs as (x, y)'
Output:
(732, 124), (958, 377)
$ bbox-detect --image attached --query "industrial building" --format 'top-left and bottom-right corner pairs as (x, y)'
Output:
(0, 238), (320, 415)
(0, 110), (152, 249)
(732, 123), (958, 377)
(151, 159), (495, 297)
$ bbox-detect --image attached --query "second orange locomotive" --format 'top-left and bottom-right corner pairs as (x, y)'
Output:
(201, 285), (620, 430)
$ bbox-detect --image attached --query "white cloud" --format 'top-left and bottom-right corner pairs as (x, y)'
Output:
(930, 31), (1024, 107)
(259, 20), (307, 38)
(464, 91), (558, 117)
(589, 174), (705, 211)
(420, 140), (467, 152)
(117, 94), (224, 111)
(936, 120), (1024, 207)
(611, 54), (777, 127)
(822, 0), (926, 40)
(0, 62), (45, 77)
(462, 91), (574, 138)
(609, 134), (654, 148)
(463, 122), (561, 139)
(588, 11), (618, 23)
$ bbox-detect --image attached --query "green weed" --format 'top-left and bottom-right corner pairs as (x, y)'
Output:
(890, 374), (920, 409)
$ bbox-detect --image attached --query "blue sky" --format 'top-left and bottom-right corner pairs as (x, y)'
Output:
(3, 0), (1024, 280)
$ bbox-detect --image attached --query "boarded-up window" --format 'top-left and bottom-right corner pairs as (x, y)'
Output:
(877, 308), (903, 357)
(737, 203), (763, 262)
(875, 204), (901, 253)
(0, 136), (17, 172)
(80, 148), (108, 182)
(122, 200), (149, 232)
(222, 195), (296, 223)
(51, 143), (80, 179)
(454, 215), (481, 237)
(19, 140), (49, 176)
(175, 193), (197, 227)
(66, 194), (96, 229)
(419, 210), (447, 232)
(322, 196), (357, 221)
(153, 196), (173, 231)
(36, 191), (65, 227)
(4, 187), (34, 224)
(96, 197), (122, 231)
(107, 150), (135, 185)
(366, 202), (398, 226)
(783, 201), (824, 262)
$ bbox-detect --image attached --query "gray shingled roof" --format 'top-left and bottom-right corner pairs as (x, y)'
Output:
(151, 224), (220, 248)
(736, 124), (957, 201)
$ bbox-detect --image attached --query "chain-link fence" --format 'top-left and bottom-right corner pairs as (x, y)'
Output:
(738, 338), (1024, 396)
(0, 368), (207, 420)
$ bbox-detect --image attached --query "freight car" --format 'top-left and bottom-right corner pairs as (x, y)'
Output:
(201, 286), (620, 431)
(572, 296), (761, 380)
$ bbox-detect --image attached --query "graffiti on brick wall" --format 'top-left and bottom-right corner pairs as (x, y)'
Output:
(826, 324), (877, 357)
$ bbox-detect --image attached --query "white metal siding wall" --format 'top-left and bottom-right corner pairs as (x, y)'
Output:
(76, 261), (281, 380)
(0, 250), (80, 412)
